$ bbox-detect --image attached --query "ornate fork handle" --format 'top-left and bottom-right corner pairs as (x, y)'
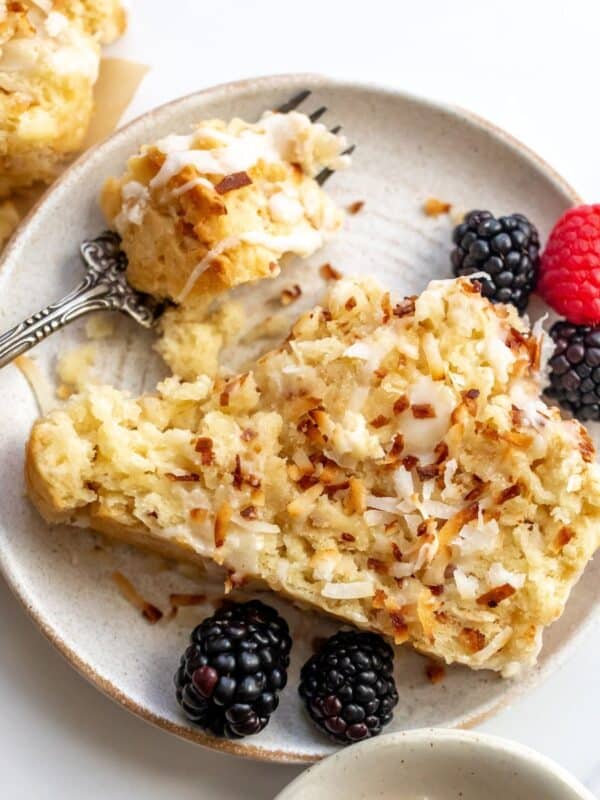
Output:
(0, 231), (160, 369)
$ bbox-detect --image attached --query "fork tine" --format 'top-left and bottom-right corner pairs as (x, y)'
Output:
(309, 106), (327, 122)
(276, 93), (354, 186)
(276, 89), (311, 114)
(315, 145), (356, 186)
(315, 168), (333, 187)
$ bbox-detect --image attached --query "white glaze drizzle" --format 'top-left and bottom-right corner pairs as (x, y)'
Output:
(175, 236), (240, 303)
(171, 176), (214, 197)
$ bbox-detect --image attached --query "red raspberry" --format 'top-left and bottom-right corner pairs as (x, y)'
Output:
(538, 204), (600, 324)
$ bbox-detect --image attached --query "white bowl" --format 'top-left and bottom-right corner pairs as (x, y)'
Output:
(275, 729), (597, 799)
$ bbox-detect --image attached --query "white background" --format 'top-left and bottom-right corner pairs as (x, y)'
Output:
(2, 1), (600, 797)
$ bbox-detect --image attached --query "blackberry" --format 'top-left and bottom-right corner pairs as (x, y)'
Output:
(299, 630), (398, 744)
(174, 600), (291, 738)
(451, 210), (540, 312)
(546, 321), (600, 421)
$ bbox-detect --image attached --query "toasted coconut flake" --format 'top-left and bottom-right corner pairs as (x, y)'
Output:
(389, 611), (409, 644)
(348, 477), (367, 513)
(506, 327), (529, 349)
(392, 397), (409, 417)
(367, 558), (387, 574)
(385, 433), (404, 463)
(165, 471), (200, 482)
(579, 429), (595, 463)
(345, 296), (357, 311)
(426, 660), (446, 684)
(402, 454), (419, 471)
(411, 403), (435, 419)
(391, 542), (403, 561)
(341, 532), (355, 543)
(458, 627), (486, 653)
(464, 476), (488, 502)
(347, 200), (365, 214)
(433, 442), (449, 464)
(370, 414), (390, 429)
(496, 483), (521, 504)
(310, 408), (329, 432)
(437, 504), (479, 558)
(195, 437), (214, 465)
(287, 464), (303, 482)
(463, 279), (482, 295)
(553, 526), (575, 553)
(219, 390), (230, 407)
(214, 171), (252, 194)
(233, 455), (244, 490)
(280, 284), (302, 306)
(422, 331), (445, 379)
(417, 463), (440, 481)
(112, 572), (163, 624)
(477, 583), (515, 608)
(240, 504), (258, 519)
(232, 455), (261, 491)
(511, 405), (524, 427)
(319, 462), (342, 483)
(393, 297), (416, 318)
(372, 589), (387, 609)
(461, 388), (480, 415)
(320, 262), (342, 281)
(423, 197), (451, 217)
(381, 292), (393, 324)
(190, 507), (208, 522)
(214, 502), (232, 548)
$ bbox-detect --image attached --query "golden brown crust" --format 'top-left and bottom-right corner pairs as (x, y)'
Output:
(0, 0), (126, 196)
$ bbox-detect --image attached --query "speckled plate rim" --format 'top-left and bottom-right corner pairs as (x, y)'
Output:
(0, 72), (596, 764)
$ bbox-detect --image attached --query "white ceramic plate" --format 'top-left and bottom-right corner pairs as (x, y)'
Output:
(275, 729), (597, 799)
(0, 74), (598, 764)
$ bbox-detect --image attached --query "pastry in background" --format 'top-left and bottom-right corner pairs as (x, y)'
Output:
(0, 0), (127, 198)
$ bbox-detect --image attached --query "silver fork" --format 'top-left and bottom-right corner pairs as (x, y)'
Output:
(0, 90), (354, 369)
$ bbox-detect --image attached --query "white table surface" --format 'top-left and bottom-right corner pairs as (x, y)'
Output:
(2, 1), (600, 797)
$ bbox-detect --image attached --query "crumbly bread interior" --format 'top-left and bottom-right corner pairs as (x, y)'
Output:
(154, 301), (247, 382)
(0, 0), (126, 196)
(26, 277), (600, 675)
